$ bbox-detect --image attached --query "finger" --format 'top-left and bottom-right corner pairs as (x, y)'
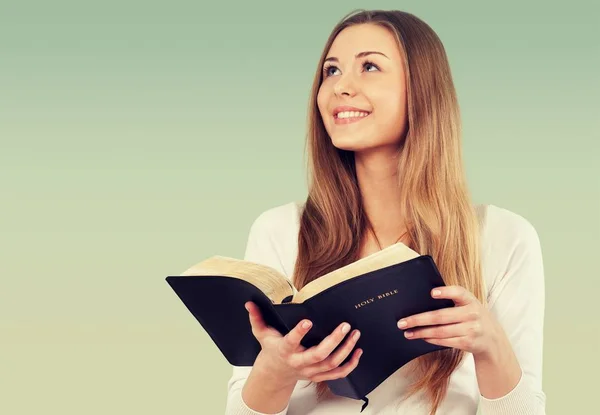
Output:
(306, 329), (361, 377)
(245, 302), (269, 338)
(308, 348), (363, 383)
(404, 322), (475, 340)
(431, 285), (476, 306)
(294, 322), (352, 367)
(280, 319), (313, 355)
(398, 305), (472, 330)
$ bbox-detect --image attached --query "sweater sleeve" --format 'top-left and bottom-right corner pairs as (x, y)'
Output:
(224, 211), (291, 415)
(478, 211), (547, 415)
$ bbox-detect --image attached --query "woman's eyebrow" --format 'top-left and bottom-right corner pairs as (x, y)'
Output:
(324, 51), (389, 63)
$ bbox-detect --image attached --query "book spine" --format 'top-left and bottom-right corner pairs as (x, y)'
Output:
(271, 302), (308, 336)
(254, 295), (291, 336)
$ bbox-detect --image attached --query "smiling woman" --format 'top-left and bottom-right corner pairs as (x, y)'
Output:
(317, 26), (408, 152)
(223, 8), (546, 415)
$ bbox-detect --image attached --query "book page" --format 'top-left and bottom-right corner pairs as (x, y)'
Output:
(179, 256), (294, 304)
(292, 242), (420, 303)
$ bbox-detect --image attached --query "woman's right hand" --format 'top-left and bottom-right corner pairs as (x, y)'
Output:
(244, 301), (363, 388)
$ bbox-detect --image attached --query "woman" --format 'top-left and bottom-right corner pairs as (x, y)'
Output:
(225, 9), (546, 415)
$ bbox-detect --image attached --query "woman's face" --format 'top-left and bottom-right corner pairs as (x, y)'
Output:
(317, 24), (408, 152)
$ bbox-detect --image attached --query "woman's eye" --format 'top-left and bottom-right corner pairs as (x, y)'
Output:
(323, 61), (379, 78)
(324, 66), (339, 77)
(364, 61), (379, 72)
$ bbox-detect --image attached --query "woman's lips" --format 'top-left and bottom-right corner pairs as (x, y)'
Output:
(334, 113), (371, 125)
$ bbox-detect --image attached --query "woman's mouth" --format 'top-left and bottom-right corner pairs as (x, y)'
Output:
(334, 111), (371, 125)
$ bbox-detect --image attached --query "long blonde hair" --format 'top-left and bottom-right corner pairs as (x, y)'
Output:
(292, 9), (485, 414)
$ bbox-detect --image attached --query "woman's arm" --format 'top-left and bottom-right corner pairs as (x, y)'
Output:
(398, 208), (546, 414)
(241, 355), (297, 414)
(477, 212), (546, 414)
(225, 364), (294, 415)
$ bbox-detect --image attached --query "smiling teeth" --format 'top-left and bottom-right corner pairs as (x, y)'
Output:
(337, 111), (370, 119)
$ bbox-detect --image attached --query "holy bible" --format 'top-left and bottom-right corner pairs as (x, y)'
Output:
(165, 242), (454, 411)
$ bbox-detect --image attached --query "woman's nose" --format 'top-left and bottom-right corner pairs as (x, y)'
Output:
(333, 74), (358, 97)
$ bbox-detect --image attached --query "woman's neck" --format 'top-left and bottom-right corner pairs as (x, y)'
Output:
(354, 148), (407, 250)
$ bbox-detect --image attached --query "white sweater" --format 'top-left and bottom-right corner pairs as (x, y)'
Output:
(224, 201), (546, 414)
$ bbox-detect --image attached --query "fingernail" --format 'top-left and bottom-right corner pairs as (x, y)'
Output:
(342, 323), (351, 334)
(432, 289), (441, 297)
(244, 303), (250, 312)
(302, 320), (312, 329)
(353, 330), (361, 340)
(405, 331), (413, 338)
(397, 320), (407, 328)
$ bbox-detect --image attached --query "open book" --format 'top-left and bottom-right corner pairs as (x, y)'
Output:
(177, 242), (421, 304)
(166, 242), (455, 411)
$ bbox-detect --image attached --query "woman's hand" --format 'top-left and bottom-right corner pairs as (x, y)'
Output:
(396, 285), (501, 359)
(245, 301), (363, 387)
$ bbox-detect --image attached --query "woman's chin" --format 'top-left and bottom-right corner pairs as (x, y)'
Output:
(330, 136), (367, 152)
(330, 132), (405, 153)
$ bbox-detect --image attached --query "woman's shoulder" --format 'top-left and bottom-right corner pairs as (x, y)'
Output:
(476, 203), (541, 250)
(249, 200), (303, 234)
(247, 200), (303, 277)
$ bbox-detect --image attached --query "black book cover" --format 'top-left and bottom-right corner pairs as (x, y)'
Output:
(165, 255), (454, 410)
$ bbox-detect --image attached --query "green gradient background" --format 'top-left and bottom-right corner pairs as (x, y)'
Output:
(1, 1), (598, 413)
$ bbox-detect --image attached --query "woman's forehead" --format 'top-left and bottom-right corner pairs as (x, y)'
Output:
(326, 24), (400, 61)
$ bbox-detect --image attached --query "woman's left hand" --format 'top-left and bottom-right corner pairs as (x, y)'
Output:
(397, 285), (500, 359)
